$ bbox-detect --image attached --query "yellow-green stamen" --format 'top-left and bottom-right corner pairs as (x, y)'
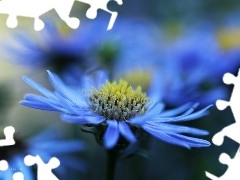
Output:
(89, 79), (149, 121)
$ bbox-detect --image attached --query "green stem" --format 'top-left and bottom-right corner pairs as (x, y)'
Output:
(105, 148), (119, 180)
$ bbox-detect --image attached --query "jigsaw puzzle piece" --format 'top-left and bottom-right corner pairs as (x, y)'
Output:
(54, 0), (80, 29)
(0, 160), (8, 171)
(12, 172), (24, 180)
(218, 70), (240, 121)
(76, 0), (122, 30)
(206, 148), (240, 180)
(222, 72), (237, 85)
(206, 69), (240, 179)
(205, 171), (220, 180)
(0, 0), (80, 30)
(0, 126), (15, 147)
(24, 155), (60, 180)
(34, 17), (45, 31)
(216, 100), (230, 111)
(212, 123), (240, 146)
(0, 160), (24, 179)
(6, 15), (18, 28)
(107, 0), (122, 12)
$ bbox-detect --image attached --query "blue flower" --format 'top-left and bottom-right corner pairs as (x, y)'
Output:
(0, 125), (85, 180)
(20, 70), (212, 149)
(157, 27), (240, 107)
(4, 21), (107, 74)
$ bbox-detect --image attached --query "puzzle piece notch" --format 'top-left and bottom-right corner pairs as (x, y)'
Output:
(206, 147), (240, 179)
(77, 0), (123, 30)
(222, 72), (237, 85)
(212, 122), (240, 146)
(0, 126), (15, 147)
(217, 69), (240, 121)
(215, 72), (237, 111)
(107, 0), (122, 14)
(0, 0), (80, 31)
(213, 70), (240, 147)
(205, 69), (240, 179)
(24, 155), (60, 180)
(216, 100), (230, 111)
(1, 0), (122, 31)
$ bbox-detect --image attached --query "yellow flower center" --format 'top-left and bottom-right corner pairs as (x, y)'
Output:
(89, 79), (149, 121)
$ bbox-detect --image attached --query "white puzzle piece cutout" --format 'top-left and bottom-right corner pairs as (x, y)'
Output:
(13, 172), (24, 180)
(24, 155), (60, 180)
(206, 148), (240, 179)
(76, 0), (123, 30)
(0, 126), (24, 180)
(0, 0), (123, 31)
(0, 160), (8, 171)
(205, 69), (240, 179)
(0, 158), (24, 180)
(0, 126), (15, 146)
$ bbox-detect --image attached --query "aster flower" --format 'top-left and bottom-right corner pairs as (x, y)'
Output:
(4, 21), (107, 74)
(157, 26), (240, 107)
(0, 125), (85, 179)
(20, 70), (212, 149)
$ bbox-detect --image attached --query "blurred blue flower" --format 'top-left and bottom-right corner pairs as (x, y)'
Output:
(20, 70), (212, 149)
(4, 21), (107, 74)
(158, 27), (240, 107)
(0, 125), (85, 180)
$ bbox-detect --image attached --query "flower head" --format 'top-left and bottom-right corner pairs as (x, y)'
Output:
(0, 125), (85, 179)
(157, 27), (240, 107)
(20, 70), (212, 149)
(4, 21), (106, 74)
(88, 79), (149, 121)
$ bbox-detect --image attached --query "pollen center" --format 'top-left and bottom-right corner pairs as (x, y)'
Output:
(89, 79), (149, 121)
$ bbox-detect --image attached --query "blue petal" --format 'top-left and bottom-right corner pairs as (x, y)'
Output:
(21, 94), (68, 112)
(54, 92), (86, 114)
(154, 104), (213, 122)
(142, 124), (210, 148)
(22, 76), (56, 99)
(61, 114), (105, 124)
(20, 100), (63, 112)
(47, 70), (85, 108)
(119, 121), (136, 142)
(104, 120), (119, 149)
(159, 103), (193, 117)
(144, 122), (209, 135)
(130, 103), (164, 124)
